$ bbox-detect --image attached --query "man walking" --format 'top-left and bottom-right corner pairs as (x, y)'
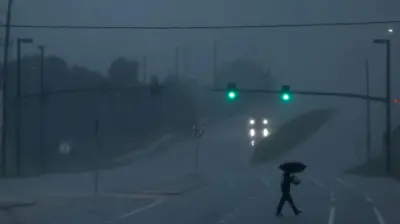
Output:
(275, 171), (302, 216)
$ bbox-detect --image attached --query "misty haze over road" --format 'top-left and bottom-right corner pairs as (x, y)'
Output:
(1, 0), (400, 223)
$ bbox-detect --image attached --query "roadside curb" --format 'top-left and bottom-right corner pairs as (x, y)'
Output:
(0, 200), (36, 210)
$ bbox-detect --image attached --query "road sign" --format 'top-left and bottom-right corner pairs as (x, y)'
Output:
(59, 140), (71, 154)
(193, 125), (204, 138)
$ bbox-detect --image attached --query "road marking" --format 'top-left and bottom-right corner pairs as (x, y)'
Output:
(365, 195), (373, 203)
(328, 207), (335, 224)
(258, 177), (270, 187)
(335, 178), (353, 188)
(118, 199), (164, 220)
(313, 179), (327, 189)
(373, 207), (386, 224)
(330, 191), (335, 202)
(112, 134), (173, 163)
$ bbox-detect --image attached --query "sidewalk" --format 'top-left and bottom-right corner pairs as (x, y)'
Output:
(0, 195), (161, 224)
(0, 129), (202, 212)
(0, 132), (184, 197)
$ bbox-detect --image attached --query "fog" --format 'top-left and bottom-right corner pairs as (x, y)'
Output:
(6, 0), (399, 94)
(1, 0), (400, 176)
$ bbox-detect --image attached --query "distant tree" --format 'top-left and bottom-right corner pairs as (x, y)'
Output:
(150, 75), (160, 97)
(44, 56), (69, 90)
(108, 57), (139, 88)
(68, 65), (103, 88)
(162, 73), (198, 89)
(163, 73), (178, 86)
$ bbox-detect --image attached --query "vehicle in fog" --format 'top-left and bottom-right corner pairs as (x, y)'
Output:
(248, 117), (270, 146)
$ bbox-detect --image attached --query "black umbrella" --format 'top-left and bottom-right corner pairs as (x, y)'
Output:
(279, 161), (307, 173)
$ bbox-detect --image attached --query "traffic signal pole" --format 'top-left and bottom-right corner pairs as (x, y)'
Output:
(212, 88), (386, 102)
(385, 41), (391, 175)
(373, 39), (392, 175)
(365, 60), (371, 162)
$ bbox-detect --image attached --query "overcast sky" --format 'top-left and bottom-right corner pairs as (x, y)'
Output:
(6, 0), (400, 96)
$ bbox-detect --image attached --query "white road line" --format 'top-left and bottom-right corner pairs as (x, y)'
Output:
(313, 179), (327, 189)
(258, 177), (270, 187)
(330, 191), (335, 202)
(335, 178), (353, 188)
(118, 199), (164, 220)
(373, 207), (386, 224)
(328, 207), (336, 224)
(365, 195), (373, 203)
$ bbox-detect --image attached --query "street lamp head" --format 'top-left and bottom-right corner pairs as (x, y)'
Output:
(388, 28), (394, 33)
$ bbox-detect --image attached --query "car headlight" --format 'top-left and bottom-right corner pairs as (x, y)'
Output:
(263, 119), (268, 125)
(249, 129), (256, 137)
(249, 119), (255, 125)
(262, 128), (269, 137)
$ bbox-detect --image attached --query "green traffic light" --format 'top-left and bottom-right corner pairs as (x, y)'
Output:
(281, 93), (291, 101)
(228, 91), (237, 99)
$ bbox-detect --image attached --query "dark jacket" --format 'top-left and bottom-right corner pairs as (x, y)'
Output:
(281, 172), (294, 193)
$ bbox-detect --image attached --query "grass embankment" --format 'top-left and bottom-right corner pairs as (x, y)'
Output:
(251, 109), (336, 165)
(346, 125), (400, 180)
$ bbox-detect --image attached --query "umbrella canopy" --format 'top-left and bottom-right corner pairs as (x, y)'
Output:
(279, 161), (307, 173)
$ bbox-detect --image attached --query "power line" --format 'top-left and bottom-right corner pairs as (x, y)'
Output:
(1, 20), (400, 30)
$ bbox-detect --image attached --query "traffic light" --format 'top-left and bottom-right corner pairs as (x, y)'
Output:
(226, 82), (238, 100)
(280, 85), (291, 102)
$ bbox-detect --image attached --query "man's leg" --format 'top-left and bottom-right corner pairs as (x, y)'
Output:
(286, 194), (301, 215)
(276, 194), (286, 216)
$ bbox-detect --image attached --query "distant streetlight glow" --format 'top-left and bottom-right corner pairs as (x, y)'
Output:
(388, 28), (394, 33)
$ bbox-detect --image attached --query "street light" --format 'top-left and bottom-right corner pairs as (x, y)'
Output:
(373, 38), (392, 175)
(38, 45), (45, 93)
(16, 37), (34, 176)
(38, 45), (46, 173)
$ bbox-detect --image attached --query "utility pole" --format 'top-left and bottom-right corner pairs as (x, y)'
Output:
(143, 56), (147, 84)
(16, 39), (21, 176)
(1, 0), (13, 177)
(38, 45), (46, 173)
(385, 41), (392, 175)
(365, 60), (371, 162)
(175, 46), (179, 79)
(94, 119), (100, 196)
(213, 40), (217, 88)
(16, 38), (33, 176)
(183, 46), (189, 76)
